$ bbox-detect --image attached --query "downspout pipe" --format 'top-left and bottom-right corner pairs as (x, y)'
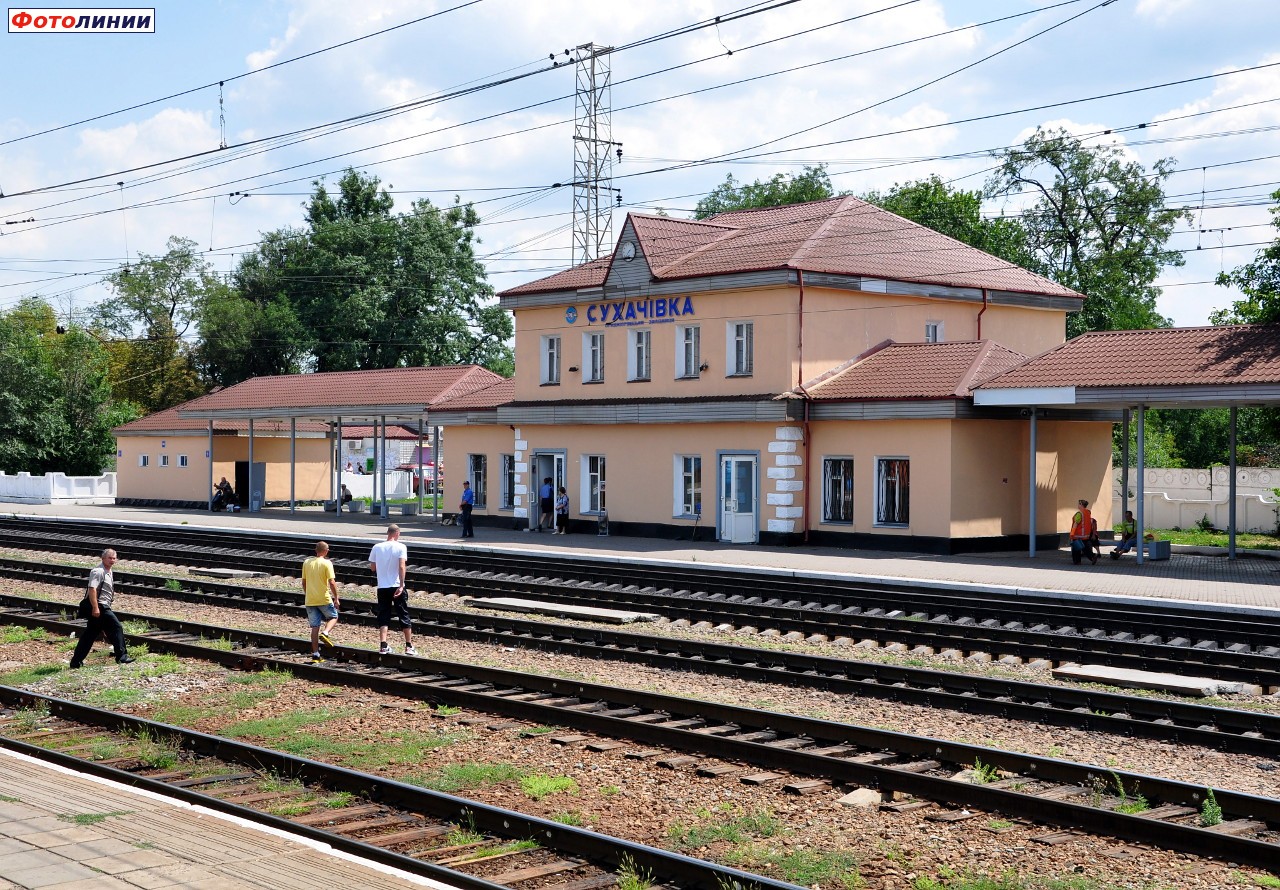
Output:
(977, 288), (989, 339)
(797, 269), (811, 544)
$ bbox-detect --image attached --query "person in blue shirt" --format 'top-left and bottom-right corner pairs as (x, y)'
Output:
(459, 480), (475, 538)
(537, 477), (554, 531)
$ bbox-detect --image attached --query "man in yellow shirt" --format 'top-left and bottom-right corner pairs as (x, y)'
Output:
(301, 541), (340, 662)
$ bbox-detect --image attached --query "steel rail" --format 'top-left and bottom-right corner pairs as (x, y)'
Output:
(2, 535), (1276, 685)
(0, 686), (796, 890)
(2, 604), (1279, 869)
(4, 517), (1279, 649)
(2, 565), (1279, 760)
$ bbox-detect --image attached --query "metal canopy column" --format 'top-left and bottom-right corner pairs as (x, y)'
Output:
(247, 419), (255, 512)
(207, 421), (214, 512)
(289, 418), (296, 514)
(1135, 406), (1146, 566)
(1121, 410), (1130, 522)
(417, 419), (425, 515)
(379, 414), (388, 519)
(335, 417), (343, 521)
(433, 425), (441, 523)
(1028, 410), (1037, 558)
(1229, 405), (1238, 560)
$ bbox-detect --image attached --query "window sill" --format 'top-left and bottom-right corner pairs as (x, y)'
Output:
(627, 377), (651, 383)
(820, 520), (854, 526)
(873, 523), (909, 529)
(582, 379), (604, 385)
(673, 513), (702, 520)
(676, 374), (701, 381)
(726, 372), (754, 378)
(539, 381), (560, 387)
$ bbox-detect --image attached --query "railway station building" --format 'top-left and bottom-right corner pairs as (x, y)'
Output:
(451, 197), (1116, 552)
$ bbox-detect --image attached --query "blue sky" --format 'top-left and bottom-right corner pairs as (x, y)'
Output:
(2, 0), (1278, 329)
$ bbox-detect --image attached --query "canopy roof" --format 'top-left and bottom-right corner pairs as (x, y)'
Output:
(796, 340), (1028, 402)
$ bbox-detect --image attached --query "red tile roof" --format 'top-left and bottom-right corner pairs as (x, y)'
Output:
(430, 377), (514, 411)
(977, 324), (1280, 389)
(801, 340), (1029, 401)
(177, 365), (507, 414)
(501, 197), (1082, 300)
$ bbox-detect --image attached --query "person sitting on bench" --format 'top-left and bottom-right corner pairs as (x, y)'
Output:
(340, 484), (353, 506)
(211, 477), (235, 511)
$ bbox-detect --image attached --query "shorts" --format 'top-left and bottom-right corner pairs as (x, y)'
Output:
(376, 586), (412, 629)
(306, 604), (338, 628)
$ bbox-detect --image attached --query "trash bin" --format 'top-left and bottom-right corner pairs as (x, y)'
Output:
(597, 510), (609, 537)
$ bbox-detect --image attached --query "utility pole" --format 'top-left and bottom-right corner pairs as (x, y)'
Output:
(571, 42), (621, 264)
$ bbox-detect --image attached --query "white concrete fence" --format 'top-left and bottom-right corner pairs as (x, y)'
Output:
(1113, 466), (1280, 533)
(0, 471), (116, 504)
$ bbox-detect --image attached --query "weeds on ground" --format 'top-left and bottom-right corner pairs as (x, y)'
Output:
(58, 811), (132, 826)
(912, 871), (1132, 889)
(1240, 875), (1280, 889)
(0, 663), (63, 685)
(9, 705), (49, 731)
(727, 846), (863, 890)
(520, 774), (578, 801)
(0, 794), (18, 802)
(616, 854), (655, 890)
(121, 619), (153, 636)
(599, 785), (621, 797)
(518, 725), (560, 737)
(461, 839), (539, 861)
(552, 811), (585, 826)
(971, 758), (1000, 784)
(230, 667), (293, 686)
(86, 687), (145, 708)
(201, 636), (235, 651)
(412, 762), (526, 794)
(164, 579), (183, 592)
(128, 728), (181, 769)
(986, 819), (1014, 831)
(667, 805), (780, 850)
(322, 791), (355, 808)
(0, 625), (47, 644)
(433, 704), (461, 716)
(1201, 789), (1223, 826)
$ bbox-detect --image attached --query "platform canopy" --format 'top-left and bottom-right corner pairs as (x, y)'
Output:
(177, 365), (510, 425)
(974, 323), (1280, 562)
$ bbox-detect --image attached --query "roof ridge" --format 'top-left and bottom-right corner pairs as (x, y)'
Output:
(706, 195), (847, 220)
(629, 212), (736, 231)
(789, 195), (862, 268)
(649, 224), (744, 276)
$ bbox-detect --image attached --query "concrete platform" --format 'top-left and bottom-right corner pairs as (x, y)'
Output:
(4, 502), (1279, 617)
(0, 748), (452, 889)
(1050, 663), (1266, 697)
(463, 596), (659, 624)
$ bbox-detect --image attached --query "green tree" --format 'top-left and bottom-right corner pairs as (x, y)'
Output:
(694, 165), (839, 219)
(233, 169), (512, 375)
(861, 175), (1036, 269)
(985, 128), (1192, 337)
(101, 236), (214, 412)
(1211, 187), (1280, 324)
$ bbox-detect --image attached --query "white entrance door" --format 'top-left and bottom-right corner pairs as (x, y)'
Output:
(719, 455), (757, 544)
(533, 454), (566, 527)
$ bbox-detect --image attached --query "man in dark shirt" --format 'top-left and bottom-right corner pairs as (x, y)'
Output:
(70, 549), (133, 668)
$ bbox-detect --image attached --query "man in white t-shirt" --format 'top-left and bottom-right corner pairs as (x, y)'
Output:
(369, 524), (415, 655)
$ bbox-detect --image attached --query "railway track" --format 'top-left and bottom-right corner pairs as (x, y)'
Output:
(2, 519), (1278, 685)
(4, 560), (1280, 760)
(0, 687), (793, 890)
(2, 601), (1279, 870)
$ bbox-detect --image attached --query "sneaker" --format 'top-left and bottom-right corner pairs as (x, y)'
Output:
(117, 656), (135, 665)
(310, 652), (324, 663)
(318, 632), (334, 649)
(405, 645), (418, 656)
(379, 644), (391, 655)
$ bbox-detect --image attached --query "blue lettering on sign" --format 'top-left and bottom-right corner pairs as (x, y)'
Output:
(585, 296), (695, 326)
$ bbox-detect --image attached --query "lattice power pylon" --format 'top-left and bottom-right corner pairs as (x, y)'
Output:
(571, 42), (620, 264)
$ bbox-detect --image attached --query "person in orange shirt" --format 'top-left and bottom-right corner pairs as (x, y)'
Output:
(1069, 499), (1095, 565)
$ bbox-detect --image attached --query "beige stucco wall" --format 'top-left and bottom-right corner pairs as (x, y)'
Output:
(807, 419), (954, 539)
(949, 419), (1027, 538)
(1035, 420), (1114, 535)
(116, 434), (331, 502)
(513, 285), (1070, 406)
(442, 424), (514, 513)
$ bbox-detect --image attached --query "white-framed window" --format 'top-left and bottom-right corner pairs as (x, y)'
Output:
(500, 454), (516, 509)
(925, 321), (943, 343)
(676, 325), (701, 378)
(822, 457), (853, 524)
(874, 457), (910, 527)
(673, 455), (702, 516)
(138, 455), (149, 468)
(628, 329), (651, 381)
(727, 321), (753, 376)
(583, 332), (605, 383)
(178, 454), (189, 468)
(158, 454), (170, 468)
(541, 335), (561, 385)
(468, 454), (488, 508)
(581, 455), (606, 513)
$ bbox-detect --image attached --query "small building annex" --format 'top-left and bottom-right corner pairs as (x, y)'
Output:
(445, 196), (1116, 552)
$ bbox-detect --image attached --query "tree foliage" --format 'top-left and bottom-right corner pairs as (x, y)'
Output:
(101, 236), (213, 413)
(985, 128), (1191, 337)
(0, 299), (135, 475)
(861, 175), (1037, 269)
(225, 169), (513, 378)
(1211, 187), (1280, 324)
(694, 165), (839, 219)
